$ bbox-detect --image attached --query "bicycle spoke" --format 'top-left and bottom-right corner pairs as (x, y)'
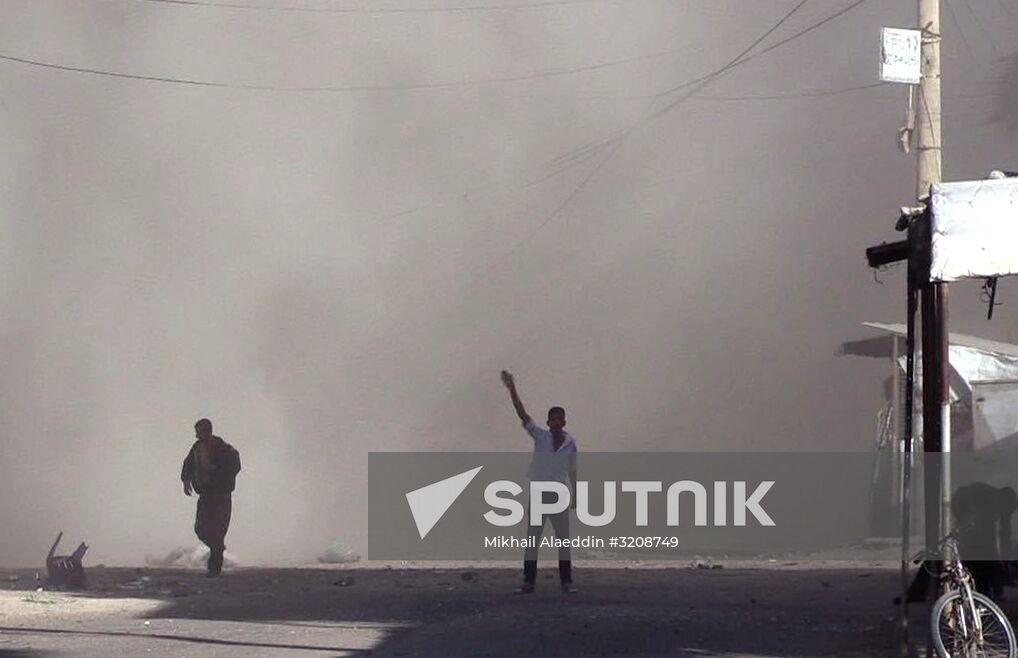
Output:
(933, 591), (1016, 658)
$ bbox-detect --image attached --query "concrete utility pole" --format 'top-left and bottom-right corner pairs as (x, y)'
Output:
(869, 5), (943, 653)
(916, 0), (942, 200)
(917, 0), (947, 550)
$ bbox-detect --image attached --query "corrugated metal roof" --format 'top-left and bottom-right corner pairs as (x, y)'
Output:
(863, 322), (1018, 359)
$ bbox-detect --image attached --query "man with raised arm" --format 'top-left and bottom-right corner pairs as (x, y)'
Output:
(501, 370), (578, 594)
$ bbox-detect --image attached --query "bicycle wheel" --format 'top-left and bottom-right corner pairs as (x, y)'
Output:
(931, 590), (1017, 658)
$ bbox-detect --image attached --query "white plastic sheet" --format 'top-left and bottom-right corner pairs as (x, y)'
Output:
(930, 178), (1018, 282)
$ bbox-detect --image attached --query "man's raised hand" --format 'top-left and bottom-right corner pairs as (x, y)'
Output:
(502, 370), (530, 423)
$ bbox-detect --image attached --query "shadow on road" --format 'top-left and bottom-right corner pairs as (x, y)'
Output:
(0, 625), (368, 655)
(3, 565), (900, 657)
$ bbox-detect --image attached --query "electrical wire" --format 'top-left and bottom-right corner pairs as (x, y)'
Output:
(132, 0), (601, 13)
(652, 0), (869, 108)
(944, 0), (976, 60)
(489, 0), (823, 265)
(377, 75), (893, 229)
(0, 44), (691, 92)
(958, 0), (998, 54)
(692, 82), (887, 102)
(498, 0), (883, 258)
(530, 0), (826, 204)
(0, 1), (864, 99)
(1, 0), (882, 264)
(995, 0), (1018, 26)
(370, 143), (605, 225)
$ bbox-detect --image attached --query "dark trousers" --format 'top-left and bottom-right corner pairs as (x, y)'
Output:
(523, 493), (572, 584)
(195, 493), (232, 573)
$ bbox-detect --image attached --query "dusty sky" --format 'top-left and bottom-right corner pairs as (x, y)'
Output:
(1, 0), (1017, 566)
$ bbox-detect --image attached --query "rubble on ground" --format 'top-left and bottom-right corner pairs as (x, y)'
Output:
(144, 546), (239, 568)
(317, 542), (361, 564)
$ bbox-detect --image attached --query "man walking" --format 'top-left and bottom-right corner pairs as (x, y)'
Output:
(501, 370), (578, 594)
(181, 418), (241, 576)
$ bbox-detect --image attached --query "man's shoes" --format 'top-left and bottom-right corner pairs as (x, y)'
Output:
(207, 549), (224, 577)
(561, 582), (577, 594)
(514, 582), (535, 594)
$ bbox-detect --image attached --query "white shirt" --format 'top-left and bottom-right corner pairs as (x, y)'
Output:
(523, 418), (578, 485)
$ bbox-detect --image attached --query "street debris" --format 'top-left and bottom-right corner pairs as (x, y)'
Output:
(22, 590), (60, 605)
(45, 531), (88, 590)
(115, 575), (192, 598)
(317, 542), (361, 564)
(144, 546), (239, 569)
(690, 557), (722, 569)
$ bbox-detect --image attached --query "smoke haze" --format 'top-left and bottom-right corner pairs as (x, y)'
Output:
(2, 0), (1018, 566)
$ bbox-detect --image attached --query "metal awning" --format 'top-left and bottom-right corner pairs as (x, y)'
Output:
(844, 323), (1018, 449)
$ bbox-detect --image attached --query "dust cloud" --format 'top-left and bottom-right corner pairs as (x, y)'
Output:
(1, 0), (1017, 566)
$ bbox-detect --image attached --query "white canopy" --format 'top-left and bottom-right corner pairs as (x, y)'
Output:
(931, 178), (1018, 282)
(844, 323), (1018, 450)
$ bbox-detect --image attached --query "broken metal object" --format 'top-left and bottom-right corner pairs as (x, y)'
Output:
(45, 531), (88, 590)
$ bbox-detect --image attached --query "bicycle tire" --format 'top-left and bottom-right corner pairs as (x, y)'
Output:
(931, 590), (1017, 658)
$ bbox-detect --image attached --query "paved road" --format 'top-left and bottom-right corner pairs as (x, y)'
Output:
(0, 563), (900, 657)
